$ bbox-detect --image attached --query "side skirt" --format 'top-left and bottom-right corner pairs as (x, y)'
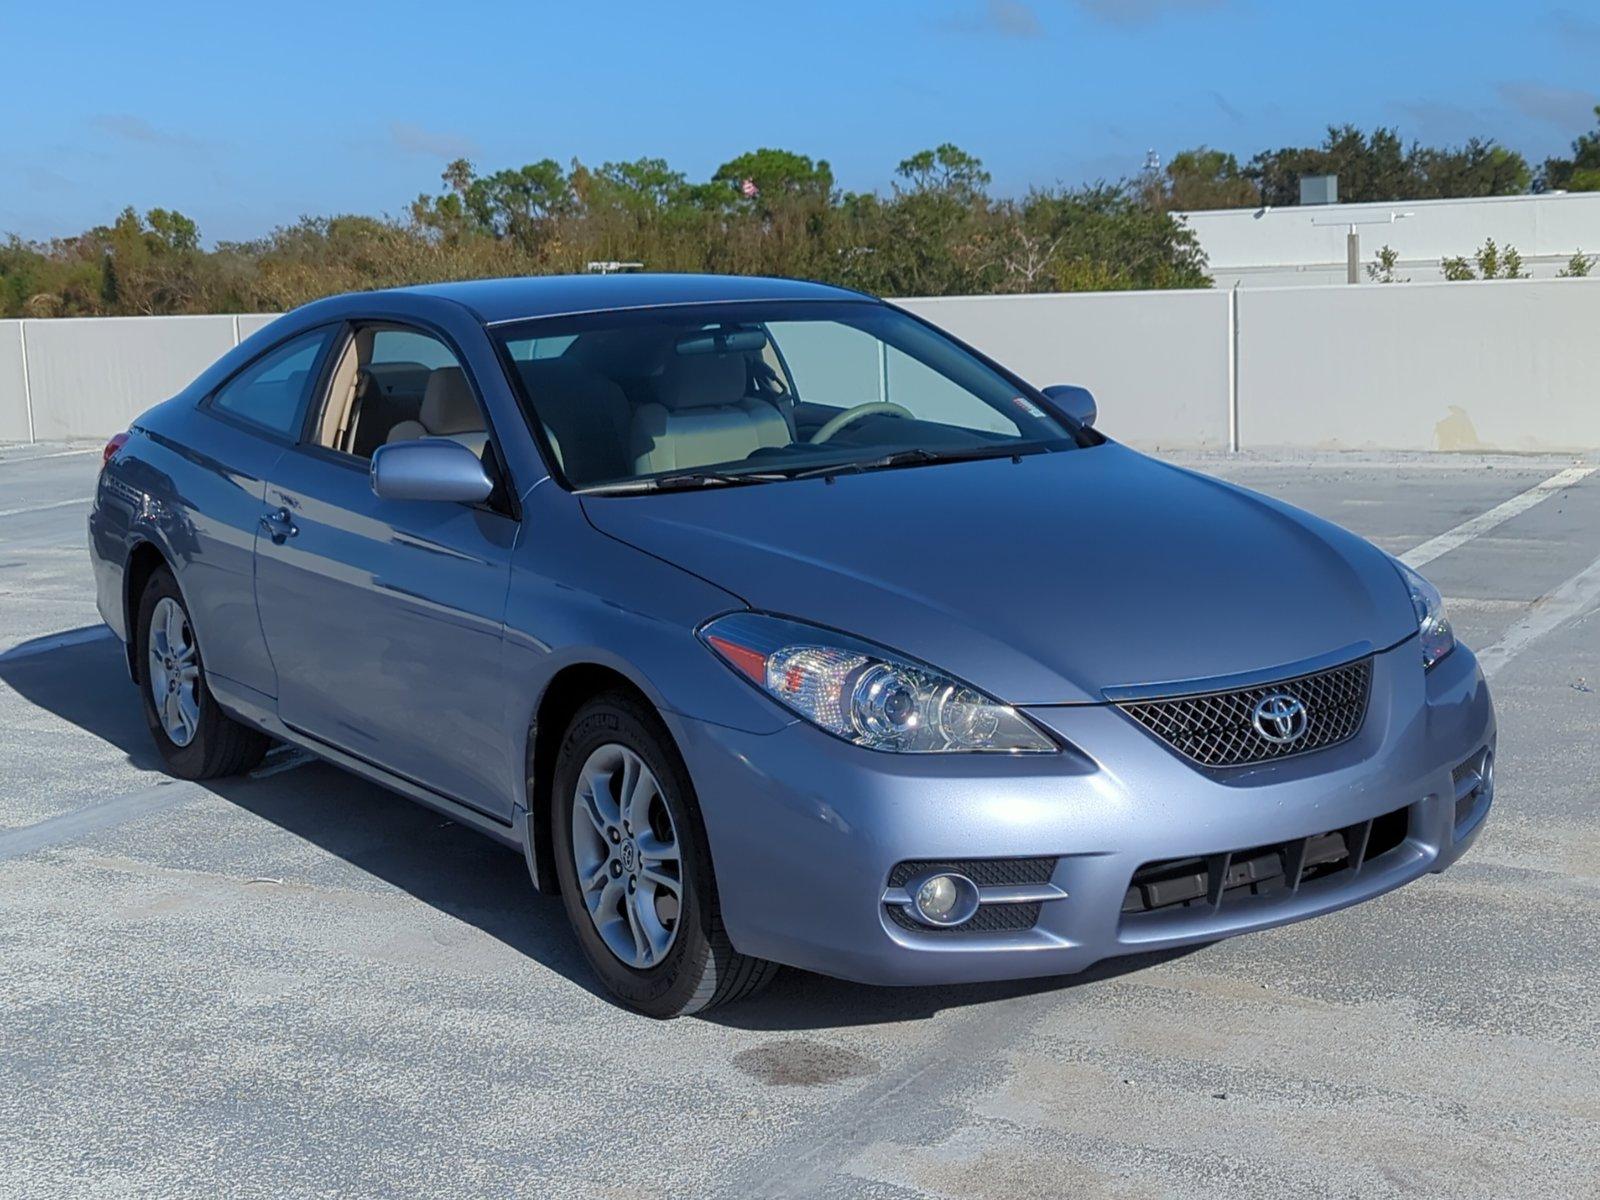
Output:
(208, 675), (524, 853)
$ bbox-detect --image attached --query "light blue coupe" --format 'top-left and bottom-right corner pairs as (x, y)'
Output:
(89, 274), (1495, 1016)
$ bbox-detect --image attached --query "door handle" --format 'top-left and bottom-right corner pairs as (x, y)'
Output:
(259, 507), (298, 544)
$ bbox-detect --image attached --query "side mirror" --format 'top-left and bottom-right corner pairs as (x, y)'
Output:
(370, 439), (493, 504)
(1042, 384), (1097, 429)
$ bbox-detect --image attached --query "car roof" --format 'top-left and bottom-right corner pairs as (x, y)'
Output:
(387, 273), (871, 325)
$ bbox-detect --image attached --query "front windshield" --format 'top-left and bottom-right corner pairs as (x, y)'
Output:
(496, 300), (1081, 492)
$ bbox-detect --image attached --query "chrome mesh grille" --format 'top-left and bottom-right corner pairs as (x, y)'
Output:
(1117, 658), (1372, 768)
(886, 857), (1056, 888)
(886, 901), (1040, 935)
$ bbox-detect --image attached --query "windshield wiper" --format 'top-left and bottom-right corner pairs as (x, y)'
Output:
(580, 444), (1049, 494)
(790, 444), (1044, 481)
(580, 469), (795, 496)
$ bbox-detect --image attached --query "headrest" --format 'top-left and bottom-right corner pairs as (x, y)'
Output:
(655, 352), (749, 411)
(515, 358), (627, 408)
(420, 366), (482, 435)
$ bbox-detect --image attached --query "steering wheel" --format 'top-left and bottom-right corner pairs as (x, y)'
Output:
(809, 402), (915, 445)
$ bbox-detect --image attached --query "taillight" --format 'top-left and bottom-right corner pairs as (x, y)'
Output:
(102, 432), (130, 470)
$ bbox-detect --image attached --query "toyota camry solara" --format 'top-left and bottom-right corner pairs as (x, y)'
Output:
(89, 274), (1496, 1016)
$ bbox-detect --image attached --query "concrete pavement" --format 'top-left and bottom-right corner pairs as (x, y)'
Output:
(2, 443), (1597, 1198)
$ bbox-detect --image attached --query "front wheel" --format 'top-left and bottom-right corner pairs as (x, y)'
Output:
(550, 691), (778, 1017)
(135, 566), (270, 779)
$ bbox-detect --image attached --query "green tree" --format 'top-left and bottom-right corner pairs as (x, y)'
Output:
(1250, 126), (1530, 205)
(1539, 106), (1600, 192)
(1410, 139), (1531, 198)
(1439, 238), (1531, 281)
(1251, 126), (1410, 206)
(1558, 251), (1596, 278)
(710, 148), (833, 208)
(1151, 147), (1258, 211)
(1366, 245), (1407, 283)
(1, 142), (1222, 316)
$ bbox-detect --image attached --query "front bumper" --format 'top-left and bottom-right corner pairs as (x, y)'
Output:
(669, 639), (1495, 986)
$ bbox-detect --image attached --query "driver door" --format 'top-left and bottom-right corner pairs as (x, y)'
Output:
(252, 323), (520, 819)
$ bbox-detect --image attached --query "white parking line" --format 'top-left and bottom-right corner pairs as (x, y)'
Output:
(0, 625), (113, 663)
(0, 447), (102, 462)
(0, 781), (201, 862)
(1401, 465), (1597, 570)
(0, 495), (95, 519)
(1478, 548), (1600, 680)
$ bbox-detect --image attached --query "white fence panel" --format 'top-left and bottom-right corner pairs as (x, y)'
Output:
(1, 279), (1596, 450)
(237, 314), (282, 342)
(0, 322), (29, 442)
(1237, 278), (1600, 452)
(21, 315), (238, 442)
(897, 289), (1232, 449)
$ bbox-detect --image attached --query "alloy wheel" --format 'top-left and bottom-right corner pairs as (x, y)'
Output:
(147, 596), (201, 747)
(569, 743), (683, 969)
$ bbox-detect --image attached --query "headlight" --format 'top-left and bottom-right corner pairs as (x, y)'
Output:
(698, 613), (1056, 753)
(1395, 561), (1455, 670)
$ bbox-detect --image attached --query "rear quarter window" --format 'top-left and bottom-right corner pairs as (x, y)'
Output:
(209, 328), (333, 436)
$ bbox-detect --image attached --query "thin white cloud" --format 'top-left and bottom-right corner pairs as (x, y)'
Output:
(389, 121), (479, 160)
(1497, 81), (1598, 128)
(939, 0), (1046, 38)
(89, 113), (208, 156)
(1549, 6), (1600, 47)
(1391, 99), (1490, 142)
(1070, 0), (1224, 27)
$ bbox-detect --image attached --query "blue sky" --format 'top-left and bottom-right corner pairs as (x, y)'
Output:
(3, 0), (1596, 243)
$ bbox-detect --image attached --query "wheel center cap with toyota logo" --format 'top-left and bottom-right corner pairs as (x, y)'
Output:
(1252, 692), (1309, 745)
(619, 840), (638, 873)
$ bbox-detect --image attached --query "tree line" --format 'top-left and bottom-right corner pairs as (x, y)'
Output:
(4, 110), (1597, 319)
(1146, 109), (1600, 210)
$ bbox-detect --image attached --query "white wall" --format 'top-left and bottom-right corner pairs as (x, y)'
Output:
(1181, 191), (1600, 287)
(898, 289), (1232, 449)
(1237, 277), (1600, 452)
(0, 323), (29, 442)
(19, 315), (237, 442)
(1, 281), (1596, 452)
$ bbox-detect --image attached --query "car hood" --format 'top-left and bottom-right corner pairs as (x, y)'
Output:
(580, 443), (1416, 704)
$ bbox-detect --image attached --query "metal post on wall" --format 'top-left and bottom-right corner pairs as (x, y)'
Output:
(1311, 211), (1414, 285)
(1227, 286), (1240, 451)
(18, 321), (36, 444)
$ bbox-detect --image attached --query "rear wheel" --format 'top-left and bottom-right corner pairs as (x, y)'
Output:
(135, 566), (269, 779)
(551, 691), (778, 1017)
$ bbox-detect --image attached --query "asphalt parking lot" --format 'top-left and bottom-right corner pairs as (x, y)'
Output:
(2, 441), (1598, 1199)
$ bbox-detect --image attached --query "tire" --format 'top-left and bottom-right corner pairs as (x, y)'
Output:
(135, 565), (270, 780)
(550, 691), (779, 1017)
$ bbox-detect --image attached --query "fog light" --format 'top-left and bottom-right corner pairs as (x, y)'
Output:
(910, 872), (979, 927)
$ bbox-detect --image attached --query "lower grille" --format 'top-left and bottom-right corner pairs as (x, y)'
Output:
(1122, 803), (1410, 917)
(886, 901), (1041, 934)
(887, 857), (1056, 888)
(1452, 747), (1493, 829)
(1118, 658), (1373, 768)
(884, 857), (1058, 935)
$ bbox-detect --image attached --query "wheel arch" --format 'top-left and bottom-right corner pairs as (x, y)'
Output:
(522, 661), (672, 894)
(122, 539), (173, 683)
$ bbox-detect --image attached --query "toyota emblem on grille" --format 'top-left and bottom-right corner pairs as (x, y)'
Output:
(1252, 692), (1308, 744)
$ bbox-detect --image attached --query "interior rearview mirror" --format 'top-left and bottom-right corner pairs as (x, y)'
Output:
(1042, 384), (1097, 429)
(370, 439), (494, 504)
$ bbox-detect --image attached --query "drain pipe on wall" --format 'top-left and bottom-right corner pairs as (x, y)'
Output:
(18, 321), (36, 445)
(1227, 285), (1240, 452)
